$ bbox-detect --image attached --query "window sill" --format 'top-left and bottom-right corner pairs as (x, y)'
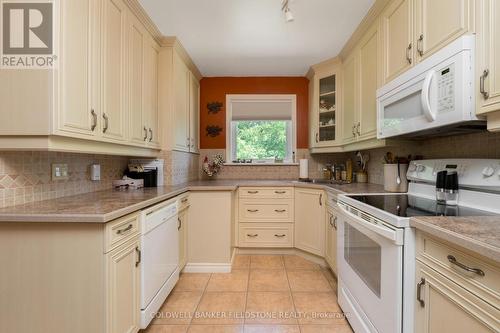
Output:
(223, 162), (299, 166)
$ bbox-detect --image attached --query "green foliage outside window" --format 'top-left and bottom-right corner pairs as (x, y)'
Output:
(235, 121), (288, 160)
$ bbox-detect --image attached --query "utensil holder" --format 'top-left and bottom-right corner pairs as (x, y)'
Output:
(384, 164), (408, 192)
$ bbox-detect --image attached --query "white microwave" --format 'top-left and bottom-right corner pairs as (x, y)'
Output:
(377, 35), (485, 139)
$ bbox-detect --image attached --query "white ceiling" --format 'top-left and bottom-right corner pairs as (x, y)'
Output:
(139, 0), (375, 77)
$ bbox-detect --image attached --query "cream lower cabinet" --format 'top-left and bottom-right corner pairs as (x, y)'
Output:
(106, 238), (141, 333)
(414, 231), (500, 333)
(0, 212), (142, 333)
(294, 188), (325, 256)
(237, 187), (294, 248)
(178, 194), (190, 270)
(325, 204), (338, 275)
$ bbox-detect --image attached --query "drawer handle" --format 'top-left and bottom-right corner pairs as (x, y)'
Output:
(416, 278), (425, 307)
(447, 255), (485, 277)
(181, 198), (188, 203)
(247, 209), (259, 213)
(274, 234), (286, 238)
(247, 191), (259, 194)
(274, 209), (286, 213)
(247, 234), (258, 238)
(116, 224), (133, 235)
(274, 191), (286, 194)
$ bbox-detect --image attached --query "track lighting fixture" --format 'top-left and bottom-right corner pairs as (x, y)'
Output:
(282, 0), (294, 22)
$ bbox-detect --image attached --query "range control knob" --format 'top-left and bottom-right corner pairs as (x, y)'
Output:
(482, 166), (495, 178)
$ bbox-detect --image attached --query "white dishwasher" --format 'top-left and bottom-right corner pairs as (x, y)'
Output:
(140, 199), (179, 328)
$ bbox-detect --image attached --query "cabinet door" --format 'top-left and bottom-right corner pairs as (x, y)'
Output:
(316, 73), (338, 146)
(106, 239), (140, 333)
(294, 188), (325, 256)
(173, 53), (190, 152)
(415, 0), (471, 61)
(189, 73), (200, 153)
(57, 0), (99, 137)
(380, 0), (413, 83)
(144, 38), (161, 148)
(358, 24), (379, 140)
(414, 262), (499, 333)
(325, 208), (338, 274)
(178, 209), (188, 270)
(341, 54), (358, 145)
(476, 0), (500, 115)
(128, 16), (146, 145)
(102, 0), (128, 142)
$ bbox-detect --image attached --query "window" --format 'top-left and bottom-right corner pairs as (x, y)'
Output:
(226, 95), (297, 164)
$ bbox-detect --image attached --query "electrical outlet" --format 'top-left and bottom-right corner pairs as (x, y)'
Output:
(51, 164), (69, 181)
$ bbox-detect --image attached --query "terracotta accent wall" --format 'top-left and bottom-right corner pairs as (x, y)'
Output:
(200, 77), (309, 149)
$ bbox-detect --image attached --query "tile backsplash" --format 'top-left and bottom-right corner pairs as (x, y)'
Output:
(0, 152), (128, 209)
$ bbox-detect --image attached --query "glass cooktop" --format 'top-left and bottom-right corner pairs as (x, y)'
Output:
(348, 194), (495, 217)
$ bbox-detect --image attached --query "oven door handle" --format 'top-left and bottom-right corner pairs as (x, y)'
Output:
(338, 204), (404, 245)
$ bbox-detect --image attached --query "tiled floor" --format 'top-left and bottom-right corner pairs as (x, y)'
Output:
(141, 255), (353, 333)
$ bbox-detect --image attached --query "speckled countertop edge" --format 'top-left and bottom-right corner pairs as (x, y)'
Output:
(410, 216), (500, 263)
(0, 180), (385, 223)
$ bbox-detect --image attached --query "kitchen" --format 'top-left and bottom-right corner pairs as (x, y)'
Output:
(0, 0), (499, 333)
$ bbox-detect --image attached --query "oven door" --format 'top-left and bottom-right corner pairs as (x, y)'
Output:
(337, 204), (404, 333)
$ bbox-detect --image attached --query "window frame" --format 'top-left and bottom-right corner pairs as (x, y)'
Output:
(226, 94), (297, 164)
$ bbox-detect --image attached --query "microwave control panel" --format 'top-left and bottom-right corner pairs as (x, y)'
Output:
(437, 65), (455, 113)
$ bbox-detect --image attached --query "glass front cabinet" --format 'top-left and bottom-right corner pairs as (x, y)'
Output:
(310, 63), (342, 148)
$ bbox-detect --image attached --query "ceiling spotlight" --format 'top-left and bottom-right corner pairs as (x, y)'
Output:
(282, 0), (294, 22)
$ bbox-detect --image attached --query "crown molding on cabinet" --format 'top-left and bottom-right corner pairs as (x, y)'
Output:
(306, 56), (342, 79)
(125, 0), (203, 81)
(160, 36), (203, 81)
(339, 0), (392, 60)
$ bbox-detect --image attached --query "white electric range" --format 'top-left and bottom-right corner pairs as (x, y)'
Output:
(336, 159), (500, 333)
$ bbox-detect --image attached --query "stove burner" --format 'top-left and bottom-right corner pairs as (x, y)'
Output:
(348, 194), (494, 217)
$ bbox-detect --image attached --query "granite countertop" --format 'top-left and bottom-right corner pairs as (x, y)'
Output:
(0, 180), (385, 223)
(410, 216), (500, 263)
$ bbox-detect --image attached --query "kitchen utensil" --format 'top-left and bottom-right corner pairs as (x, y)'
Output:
(385, 152), (394, 164)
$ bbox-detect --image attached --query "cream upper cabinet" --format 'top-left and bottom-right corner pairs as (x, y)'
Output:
(106, 238), (141, 333)
(380, 0), (413, 83)
(189, 73), (200, 153)
(476, 0), (500, 121)
(294, 188), (326, 257)
(101, 0), (128, 142)
(56, 0), (100, 137)
(341, 54), (358, 145)
(128, 16), (146, 145)
(144, 37), (161, 148)
(325, 206), (338, 275)
(358, 24), (379, 140)
(414, 261), (498, 333)
(173, 52), (191, 152)
(415, 0), (472, 62)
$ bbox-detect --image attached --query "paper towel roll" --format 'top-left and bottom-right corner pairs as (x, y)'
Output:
(299, 159), (309, 179)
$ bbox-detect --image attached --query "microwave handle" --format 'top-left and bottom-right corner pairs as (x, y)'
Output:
(421, 70), (437, 122)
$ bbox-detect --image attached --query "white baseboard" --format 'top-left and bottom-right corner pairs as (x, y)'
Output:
(183, 263), (232, 273)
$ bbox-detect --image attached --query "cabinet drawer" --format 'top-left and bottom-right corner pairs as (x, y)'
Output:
(105, 212), (140, 253)
(239, 199), (294, 223)
(177, 193), (190, 212)
(239, 223), (294, 248)
(416, 231), (500, 306)
(239, 187), (293, 199)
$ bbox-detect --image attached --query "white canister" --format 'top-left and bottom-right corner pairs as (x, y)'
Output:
(299, 159), (309, 180)
(384, 164), (409, 192)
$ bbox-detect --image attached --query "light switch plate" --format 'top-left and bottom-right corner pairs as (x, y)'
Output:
(52, 164), (69, 181)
